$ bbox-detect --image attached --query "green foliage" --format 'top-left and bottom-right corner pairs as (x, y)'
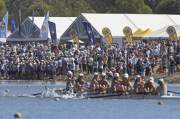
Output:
(156, 0), (180, 14)
(113, 0), (152, 13)
(1, 0), (180, 22)
(0, 0), (6, 18)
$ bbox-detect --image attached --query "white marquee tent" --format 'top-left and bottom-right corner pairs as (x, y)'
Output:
(29, 17), (76, 39)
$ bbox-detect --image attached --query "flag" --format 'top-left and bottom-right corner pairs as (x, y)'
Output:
(82, 21), (95, 44)
(102, 27), (113, 45)
(18, 9), (21, 35)
(70, 29), (80, 48)
(0, 12), (8, 38)
(40, 11), (49, 39)
(32, 10), (35, 24)
(48, 21), (57, 44)
(166, 26), (179, 41)
(10, 17), (16, 33)
(123, 26), (133, 43)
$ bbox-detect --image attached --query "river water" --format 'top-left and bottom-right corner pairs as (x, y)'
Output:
(0, 80), (180, 119)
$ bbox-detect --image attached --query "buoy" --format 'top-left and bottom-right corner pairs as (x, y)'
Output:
(158, 101), (164, 105)
(14, 112), (22, 118)
(5, 89), (9, 93)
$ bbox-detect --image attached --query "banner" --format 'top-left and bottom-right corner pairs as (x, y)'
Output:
(10, 17), (16, 33)
(82, 21), (95, 44)
(166, 26), (179, 41)
(123, 26), (133, 43)
(40, 11), (49, 39)
(70, 29), (79, 48)
(48, 21), (57, 44)
(0, 12), (8, 38)
(102, 27), (113, 45)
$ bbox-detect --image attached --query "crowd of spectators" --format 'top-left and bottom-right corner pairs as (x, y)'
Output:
(0, 40), (179, 80)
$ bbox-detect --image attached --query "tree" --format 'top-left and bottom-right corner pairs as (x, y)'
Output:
(0, 0), (6, 18)
(156, 0), (180, 14)
(51, 0), (95, 16)
(112, 0), (152, 13)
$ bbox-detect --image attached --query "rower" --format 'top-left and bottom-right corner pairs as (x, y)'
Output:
(122, 73), (132, 94)
(112, 73), (125, 95)
(65, 71), (74, 92)
(157, 78), (167, 96)
(74, 73), (86, 93)
(98, 72), (110, 94)
(133, 75), (145, 94)
(90, 72), (99, 92)
(144, 77), (156, 95)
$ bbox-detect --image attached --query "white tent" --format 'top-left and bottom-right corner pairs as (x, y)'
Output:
(125, 14), (175, 31)
(82, 13), (137, 37)
(146, 25), (180, 38)
(29, 17), (76, 39)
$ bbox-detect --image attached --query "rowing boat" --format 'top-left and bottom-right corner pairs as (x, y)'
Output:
(33, 89), (180, 100)
(80, 93), (180, 100)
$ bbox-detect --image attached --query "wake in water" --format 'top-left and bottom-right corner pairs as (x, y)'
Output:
(0, 87), (85, 100)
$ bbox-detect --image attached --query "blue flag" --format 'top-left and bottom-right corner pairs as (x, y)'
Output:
(0, 12), (8, 38)
(10, 17), (16, 33)
(40, 11), (49, 39)
(48, 21), (57, 44)
(82, 21), (95, 44)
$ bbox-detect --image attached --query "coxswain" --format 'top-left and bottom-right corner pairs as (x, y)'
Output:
(144, 77), (156, 95)
(112, 73), (125, 95)
(90, 72), (100, 92)
(65, 71), (74, 92)
(122, 73), (132, 94)
(133, 75), (145, 94)
(156, 79), (167, 96)
(74, 73), (86, 93)
(98, 72), (110, 94)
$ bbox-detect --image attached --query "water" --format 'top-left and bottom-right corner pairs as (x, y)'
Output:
(0, 81), (180, 119)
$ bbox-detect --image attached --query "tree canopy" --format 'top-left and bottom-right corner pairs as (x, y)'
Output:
(0, 0), (179, 22)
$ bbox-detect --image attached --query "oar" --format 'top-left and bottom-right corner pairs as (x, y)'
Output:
(168, 90), (180, 95)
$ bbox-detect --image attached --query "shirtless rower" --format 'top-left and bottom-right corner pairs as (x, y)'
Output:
(98, 73), (110, 94)
(144, 77), (156, 95)
(90, 72), (99, 92)
(112, 73), (125, 95)
(66, 71), (74, 92)
(156, 78), (168, 96)
(74, 73), (86, 93)
(133, 75), (145, 94)
(122, 73), (132, 94)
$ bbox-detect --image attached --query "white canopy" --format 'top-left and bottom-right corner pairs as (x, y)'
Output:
(29, 17), (76, 39)
(82, 13), (137, 37)
(146, 25), (180, 38)
(81, 13), (179, 38)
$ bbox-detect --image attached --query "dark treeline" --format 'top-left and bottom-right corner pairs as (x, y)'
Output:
(0, 0), (180, 23)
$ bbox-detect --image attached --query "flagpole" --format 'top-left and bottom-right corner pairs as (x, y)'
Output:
(18, 9), (21, 35)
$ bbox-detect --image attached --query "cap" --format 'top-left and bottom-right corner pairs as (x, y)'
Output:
(67, 71), (73, 75)
(159, 78), (164, 82)
(94, 72), (98, 75)
(102, 72), (106, 76)
(114, 73), (119, 78)
(149, 77), (154, 83)
(79, 73), (84, 77)
(123, 73), (129, 78)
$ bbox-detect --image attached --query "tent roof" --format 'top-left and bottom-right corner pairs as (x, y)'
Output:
(125, 14), (175, 31)
(29, 17), (76, 38)
(147, 25), (180, 38)
(81, 13), (179, 37)
(81, 13), (137, 37)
